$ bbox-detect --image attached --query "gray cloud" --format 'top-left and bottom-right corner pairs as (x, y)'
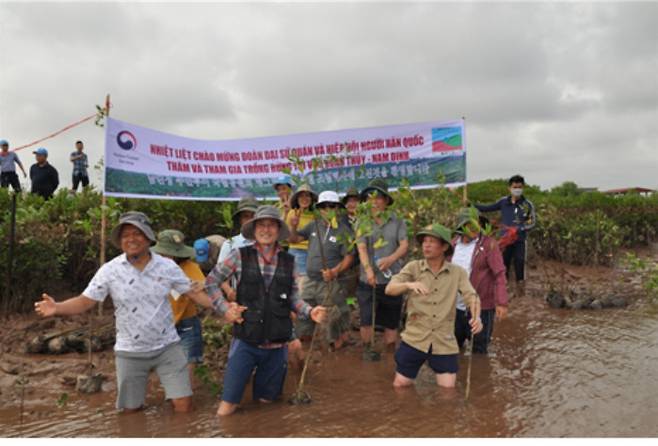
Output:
(1, 2), (656, 192)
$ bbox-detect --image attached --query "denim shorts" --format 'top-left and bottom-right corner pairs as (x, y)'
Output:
(221, 338), (288, 404)
(394, 341), (459, 379)
(288, 248), (308, 276)
(176, 316), (204, 364)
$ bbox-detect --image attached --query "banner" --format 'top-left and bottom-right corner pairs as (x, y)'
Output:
(104, 117), (466, 201)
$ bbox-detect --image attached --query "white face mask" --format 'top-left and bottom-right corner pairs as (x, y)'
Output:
(511, 188), (523, 197)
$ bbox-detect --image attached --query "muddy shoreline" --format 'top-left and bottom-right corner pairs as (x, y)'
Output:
(1, 251), (657, 437)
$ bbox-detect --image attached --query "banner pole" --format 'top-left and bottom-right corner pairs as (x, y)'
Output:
(98, 94), (110, 317)
(462, 116), (468, 205)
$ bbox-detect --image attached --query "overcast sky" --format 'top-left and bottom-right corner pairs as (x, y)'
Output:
(1, 1), (656, 192)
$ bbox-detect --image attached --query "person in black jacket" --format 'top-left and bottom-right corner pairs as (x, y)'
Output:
(205, 205), (327, 416)
(30, 147), (59, 199)
(474, 174), (536, 297)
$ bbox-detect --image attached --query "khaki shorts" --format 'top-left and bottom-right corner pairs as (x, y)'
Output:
(114, 342), (192, 410)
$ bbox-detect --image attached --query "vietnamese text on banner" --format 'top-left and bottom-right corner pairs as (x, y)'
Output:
(104, 117), (466, 200)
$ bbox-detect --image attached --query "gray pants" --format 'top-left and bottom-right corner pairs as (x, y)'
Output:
(296, 277), (351, 342)
(114, 342), (192, 410)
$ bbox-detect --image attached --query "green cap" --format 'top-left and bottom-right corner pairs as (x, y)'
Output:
(456, 207), (479, 229)
(233, 196), (259, 219)
(415, 223), (453, 246)
(341, 187), (360, 204)
(360, 178), (393, 205)
(152, 229), (196, 259)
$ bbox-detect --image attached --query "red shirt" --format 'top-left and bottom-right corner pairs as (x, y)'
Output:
(450, 235), (508, 310)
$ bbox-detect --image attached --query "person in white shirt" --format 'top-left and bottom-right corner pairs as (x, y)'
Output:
(35, 211), (216, 413)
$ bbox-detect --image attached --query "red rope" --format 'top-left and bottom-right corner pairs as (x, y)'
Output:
(10, 113), (98, 152)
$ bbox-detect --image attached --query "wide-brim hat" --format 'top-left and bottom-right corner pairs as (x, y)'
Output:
(341, 187), (360, 205)
(456, 207), (480, 230)
(360, 178), (394, 205)
(110, 211), (156, 249)
(232, 196), (259, 219)
(416, 223), (454, 256)
(152, 229), (196, 259)
(317, 190), (345, 208)
(290, 183), (318, 209)
(455, 207), (489, 233)
(241, 205), (290, 242)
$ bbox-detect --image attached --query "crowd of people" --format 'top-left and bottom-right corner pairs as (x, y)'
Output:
(34, 173), (536, 417)
(0, 139), (90, 199)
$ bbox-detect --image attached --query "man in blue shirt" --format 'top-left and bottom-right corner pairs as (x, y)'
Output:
(475, 174), (536, 297)
(0, 140), (27, 192)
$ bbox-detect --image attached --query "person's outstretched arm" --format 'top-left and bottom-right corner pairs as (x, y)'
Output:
(474, 198), (503, 213)
(35, 294), (97, 317)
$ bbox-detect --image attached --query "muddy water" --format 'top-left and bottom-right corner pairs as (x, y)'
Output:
(2, 296), (657, 437)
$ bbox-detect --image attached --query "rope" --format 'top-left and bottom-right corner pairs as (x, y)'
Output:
(9, 112), (101, 152)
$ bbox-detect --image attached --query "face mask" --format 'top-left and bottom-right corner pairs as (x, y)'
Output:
(511, 188), (523, 197)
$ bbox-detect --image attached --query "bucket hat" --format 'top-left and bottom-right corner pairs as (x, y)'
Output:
(110, 211), (156, 249)
(241, 205), (290, 242)
(152, 229), (196, 259)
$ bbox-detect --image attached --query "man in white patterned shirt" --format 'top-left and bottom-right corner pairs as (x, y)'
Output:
(35, 211), (215, 413)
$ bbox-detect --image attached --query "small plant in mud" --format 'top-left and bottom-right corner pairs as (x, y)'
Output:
(624, 252), (658, 304)
(194, 364), (221, 396)
(56, 392), (69, 408)
(197, 316), (232, 396)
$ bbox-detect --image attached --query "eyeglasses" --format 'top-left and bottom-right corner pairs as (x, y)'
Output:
(318, 204), (338, 209)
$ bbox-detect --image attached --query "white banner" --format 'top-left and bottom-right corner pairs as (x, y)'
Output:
(104, 117), (466, 201)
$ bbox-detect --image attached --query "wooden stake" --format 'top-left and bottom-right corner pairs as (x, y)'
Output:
(98, 94), (110, 317)
(465, 333), (475, 400)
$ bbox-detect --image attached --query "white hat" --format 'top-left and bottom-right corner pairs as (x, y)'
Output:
(317, 191), (344, 208)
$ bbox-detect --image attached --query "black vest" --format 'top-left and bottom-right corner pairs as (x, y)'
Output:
(234, 246), (295, 345)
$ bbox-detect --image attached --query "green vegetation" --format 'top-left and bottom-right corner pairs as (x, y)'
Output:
(1, 179), (656, 313)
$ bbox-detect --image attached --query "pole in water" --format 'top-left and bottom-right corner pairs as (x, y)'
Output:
(98, 93), (110, 318)
(465, 333), (475, 400)
(363, 283), (381, 362)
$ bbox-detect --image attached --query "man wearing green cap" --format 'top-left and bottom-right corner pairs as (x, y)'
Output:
(356, 178), (409, 349)
(386, 223), (482, 388)
(451, 208), (508, 355)
(341, 187), (362, 308)
(153, 229), (206, 382)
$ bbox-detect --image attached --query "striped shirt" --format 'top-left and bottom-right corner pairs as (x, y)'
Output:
(205, 242), (311, 319)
